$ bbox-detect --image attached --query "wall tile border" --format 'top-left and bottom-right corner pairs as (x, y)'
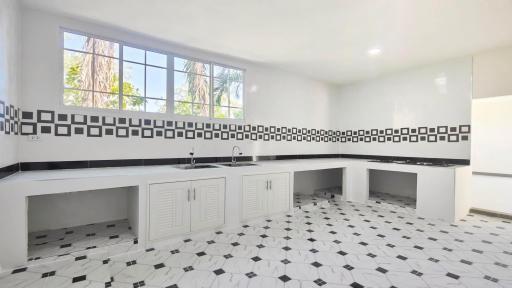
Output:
(2, 108), (472, 144)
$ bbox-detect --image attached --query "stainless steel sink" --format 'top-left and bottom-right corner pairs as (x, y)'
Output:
(219, 162), (258, 167)
(177, 164), (219, 169)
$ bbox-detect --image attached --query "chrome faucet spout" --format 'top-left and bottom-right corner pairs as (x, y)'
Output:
(189, 147), (195, 167)
(232, 146), (242, 166)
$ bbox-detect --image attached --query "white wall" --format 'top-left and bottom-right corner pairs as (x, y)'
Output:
(473, 45), (512, 99)
(369, 170), (417, 199)
(28, 187), (133, 232)
(471, 96), (512, 174)
(332, 57), (472, 160)
(470, 46), (512, 215)
(293, 169), (343, 195)
(18, 8), (338, 163)
(472, 174), (512, 216)
(0, 0), (20, 168)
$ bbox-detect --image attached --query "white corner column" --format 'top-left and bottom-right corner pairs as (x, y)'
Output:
(344, 164), (369, 203)
(416, 167), (471, 222)
(0, 190), (27, 271)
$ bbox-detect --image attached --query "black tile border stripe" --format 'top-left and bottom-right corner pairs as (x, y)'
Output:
(0, 163), (20, 180)
(339, 154), (470, 165)
(0, 154), (469, 173)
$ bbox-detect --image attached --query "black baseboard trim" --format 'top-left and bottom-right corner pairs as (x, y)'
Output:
(472, 171), (512, 178)
(0, 163), (20, 180)
(9, 154), (469, 172)
(470, 208), (512, 221)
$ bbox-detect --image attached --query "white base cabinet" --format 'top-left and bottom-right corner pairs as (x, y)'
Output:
(242, 173), (290, 220)
(149, 178), (225, 241)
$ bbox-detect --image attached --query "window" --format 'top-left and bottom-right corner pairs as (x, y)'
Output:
(122, 46), (168, 113)
(213, 65), (244, 119)
(173, 57), (210, 117)
(63, 30), (244, 119)
(63, 32), (120, 109)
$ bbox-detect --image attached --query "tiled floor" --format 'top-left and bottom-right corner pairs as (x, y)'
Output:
(2, 194), (512, 288)
(368, 192), (416, 215)
(293, 194), (331, 211)
(294, 187), (342, 212)
(28, 219), (136, 261)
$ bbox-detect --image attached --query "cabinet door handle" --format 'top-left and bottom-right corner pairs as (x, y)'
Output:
(269, 180), (272, 190)
(193, 188), (196, 200)
(265, 180), (269, 190)
(187, 189), (190, 202)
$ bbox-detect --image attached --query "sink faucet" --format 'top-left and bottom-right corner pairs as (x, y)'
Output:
(189, 147), (196, 167)
(232, 146), (242, 166)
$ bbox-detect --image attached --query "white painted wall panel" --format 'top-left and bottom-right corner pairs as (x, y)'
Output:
(471, 96), (512, 174)
(0, 0), (20, 167)
(369, 170), (417, 198)
(332, 57), (472, 159)
(27, 187), (131, 232)
(293, 169), (342, 195)
(472, 174), (512, 216)
(473, 46), (512, 99)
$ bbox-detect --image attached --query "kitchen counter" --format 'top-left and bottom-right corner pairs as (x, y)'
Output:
(0, 157), (464, 185)
(0, 157), (471, 271)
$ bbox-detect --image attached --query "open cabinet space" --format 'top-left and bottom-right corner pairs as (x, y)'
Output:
(27, 186), (139, 260)
(368, 169), (417, 213)
(293, 168), (343, 211)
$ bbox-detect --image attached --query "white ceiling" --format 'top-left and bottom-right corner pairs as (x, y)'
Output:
(22, 0), (512, 85)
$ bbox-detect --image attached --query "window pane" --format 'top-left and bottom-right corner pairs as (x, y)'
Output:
(63, 32), (92, 52)
(146, 67), (166, 99)
(64, 50), (92, 90)
(146, 98), (166, 113)
(124, 96), (144, 111)
(229, 81), (243, 107)
(94, 55), (119, 93)
(64, 89), (92, 107)
(174, 57), (210, 76)
(123, 61), (145, 96)
(147, 51), (167, 67)
(94, 92), (119, 109)
(94, 38), (119, 58)
(123, 46), (145, 63)
(174, 101), (192, 115)
(230, 107), (243, 119)
(174, 71), (209, 104)
(214, 65), (243, 81)
(173, 71), (189, 101)
(214, 106), (229, 119)
(213, 65), (226, 78)
(192, 103), (209, 117)
(213, 80), (229, 106)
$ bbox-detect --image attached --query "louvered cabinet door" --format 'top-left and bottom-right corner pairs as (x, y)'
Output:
(149, 181), (191, 241)
(268, 173), (290, 214)
(242, 174), (268, 220)
(190, 178), (225, 232)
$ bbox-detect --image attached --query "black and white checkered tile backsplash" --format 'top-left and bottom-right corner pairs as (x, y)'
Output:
(0, 105), (471, 143)
(0, 101), (20, 135)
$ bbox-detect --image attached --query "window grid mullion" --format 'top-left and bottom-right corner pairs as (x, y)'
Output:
(143, 51), (147, 112)
(91, 39), (96, 108)
(167, 55), (173, 115)
(210, 63), (214, 119)
(119, 45), (124, 110)
(227, 69), (231, 118)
